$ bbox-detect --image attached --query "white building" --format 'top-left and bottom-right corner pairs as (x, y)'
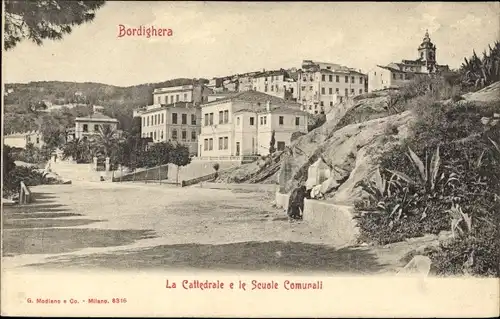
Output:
(151, 83), (211, 106)
(73, 113), (120, 140)
(368, 30), (450, 92)
(4, 131), (44, 149)
(297, 60), (367, 114)
(198, 91), (308, 158)
(251, 69), (297, 101)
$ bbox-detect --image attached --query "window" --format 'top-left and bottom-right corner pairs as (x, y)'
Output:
(351, 89), (355, 94)
(181, 130), (187, 141)
(236, 117), (240, 125)
(392, 73), (396, 80)
(359, 89), (363, 94)
(279, 116), (284, 125)
(339, 97), (343, 103)
(329, 75), (333, 82)
(301, 86), (305, 91)
(209, 138), (213, 150)
(94, 124), (99, 131)
(161, 113), (164, 124)
(154, 115), (157, 125)
(157, 96), (161, 104)
(224, 110), (228, 123)
(142, 117), (145, 127)
(400, 74), (404, 80)
(183, 93), (187, 101)
(170, 96), (174, 104)
(359, 77), (363, 84)
(160, 130), (164, 140)
(336, 88), (339, 93)
(150, 132), (153, 138)
(191, 131), (197, 141)
(219, 137), (223, 150)
(176, 94), (179, 102)
(320, 101), (324, 106)
(172, 113), (178, 124)
(330, 101), (333, 106)
(290, 87), (294, 93)
(209, 113), (214, 125)
(345, 76), (348, 83)
(224, 137), (228, 150)
(295, 117), (300, 126)
(219, 111), (223, 124)
(204, 113), (208, 126)
(264, 85), (268, 92)
(271, 85), (274, 91)
(351, 76), (355, 83)
(329, 88), (333, 94)
(309, 86), (313, 91)
(172, 129), (178, 140)
(250, 117), (255, 125)
(336, 75), (339, 82)
(345, 88), (348, 96)
(191, 114), (196, 125)
(182, 113), (187, 125)
(83, 124), (88, 132)
(204, 139), (208, 151)
(36, 137), (40, 144)
(303, 77), (307, 82)
(321, 87), (325, 94)
(321, 74), (326, 81)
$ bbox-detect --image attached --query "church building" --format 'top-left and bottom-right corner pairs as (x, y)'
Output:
(368, 30), (450, 92)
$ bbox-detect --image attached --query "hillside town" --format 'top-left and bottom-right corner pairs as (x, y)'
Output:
(2, 4), (499, 312)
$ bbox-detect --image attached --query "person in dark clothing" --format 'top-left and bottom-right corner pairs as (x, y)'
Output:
(287, 185), (312, 220)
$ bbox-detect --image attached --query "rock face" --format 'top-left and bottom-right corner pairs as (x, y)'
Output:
(397, 255), (432, 277)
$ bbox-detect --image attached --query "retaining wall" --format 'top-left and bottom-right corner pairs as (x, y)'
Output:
(275, 192), (290, 211)
(303, 199), (359, 246)
(112, 165), (169, 182)
(198, 182), (278, 192)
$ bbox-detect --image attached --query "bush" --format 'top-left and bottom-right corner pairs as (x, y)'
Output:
(354, 98), (500, 276)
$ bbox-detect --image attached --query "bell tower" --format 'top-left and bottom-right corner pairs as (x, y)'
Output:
(418, 30), (437, 72)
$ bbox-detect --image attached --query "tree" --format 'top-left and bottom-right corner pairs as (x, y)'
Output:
(169, 143), (191, 184)
(4, 0), (106, 51)
(269, 130), (276, 154)
(62, 137), (87, 162)
(94, 124), (120, 158)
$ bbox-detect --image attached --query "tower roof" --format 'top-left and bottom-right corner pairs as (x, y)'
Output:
(419, 29), (435, 50)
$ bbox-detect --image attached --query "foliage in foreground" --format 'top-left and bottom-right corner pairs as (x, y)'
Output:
(354, 95), (500, 276)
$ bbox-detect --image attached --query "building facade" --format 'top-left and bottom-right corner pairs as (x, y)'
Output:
(151, 84), (211, 106)
(137, 102), (200, 155)
(251, 69), (297, 101)
(368, 30), (450, 92)
(198, 91), (308, 158)
(74, 113), (120, 140)
(4, 131), (44, 149)
(297, 60), (367, 114)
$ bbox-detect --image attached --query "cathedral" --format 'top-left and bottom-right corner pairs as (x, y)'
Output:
(368, 30), (450, 92)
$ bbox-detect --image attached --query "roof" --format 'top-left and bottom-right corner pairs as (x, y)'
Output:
(202, 90), (303, 108)
(75, 113), (119, 122)
(253, 69), (288, 78)
(4, 130), (41, 137)
(136, 101), (199, 115)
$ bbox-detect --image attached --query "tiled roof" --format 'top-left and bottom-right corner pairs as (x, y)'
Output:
(202, 90), (302, 108)
(76, 113), (119, 121)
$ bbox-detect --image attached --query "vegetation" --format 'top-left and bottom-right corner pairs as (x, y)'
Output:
(269, 130), (276, 154)
(354, 75), (500, 276)
(461, 41), (500, 90)
(2, 145), (58, 198)
(4, 0), (106, 50)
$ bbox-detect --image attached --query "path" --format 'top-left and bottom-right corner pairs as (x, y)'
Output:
(2, 181), (401, 274)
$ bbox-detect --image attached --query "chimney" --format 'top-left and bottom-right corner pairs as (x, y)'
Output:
(266, 101), (270, 112)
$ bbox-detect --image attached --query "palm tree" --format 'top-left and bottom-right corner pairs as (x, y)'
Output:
(62, 137), (86, 162)
(94, 125), (120, 158)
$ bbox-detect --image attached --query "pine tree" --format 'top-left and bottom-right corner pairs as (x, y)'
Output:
(269, 130), (276, 154)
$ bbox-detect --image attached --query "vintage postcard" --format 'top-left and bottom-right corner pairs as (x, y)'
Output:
(1, 1), (499, 317)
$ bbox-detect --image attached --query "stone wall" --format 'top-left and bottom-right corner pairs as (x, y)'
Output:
(303, 199), (359, 247)
(112, 165), (170, 182)
(275, 192), (290, 210)
(199, 182), (277, 192)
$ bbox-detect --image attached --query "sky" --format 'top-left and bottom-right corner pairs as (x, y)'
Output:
(3, 1), (499, 87)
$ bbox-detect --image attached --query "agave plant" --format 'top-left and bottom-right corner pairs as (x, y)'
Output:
(355, 168), (398, 209)
(386, 146), (448, 193)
